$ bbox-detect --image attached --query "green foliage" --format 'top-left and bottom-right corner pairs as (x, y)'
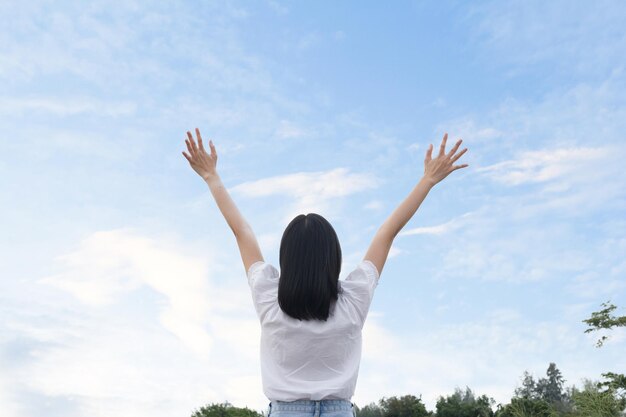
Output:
(599, 372), (626, 392)
(542, 363), (566, 404)
(582, 301), (626, 413)
(378, 394), (430, 417)
(434, 386), (494, 417)
(571, 379), (623, 417)
(355, 402), (385, 417)
(514, 371), (537, 400)
(597, 371), (626, 409)
(582, 301), (626, 348)
(191, 401), (263, 417)
(512, 363), (574, 413)
(494, 398), (557, 417)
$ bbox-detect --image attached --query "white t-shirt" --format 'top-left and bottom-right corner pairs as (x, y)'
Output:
(247, 259), (380, 402)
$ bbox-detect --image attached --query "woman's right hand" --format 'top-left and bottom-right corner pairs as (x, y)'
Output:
(423, 132), (469, 186)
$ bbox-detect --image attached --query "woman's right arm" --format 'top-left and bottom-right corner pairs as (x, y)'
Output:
(364, 133), (469, 277)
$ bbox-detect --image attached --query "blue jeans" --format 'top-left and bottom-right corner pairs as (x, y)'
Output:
(267, 399), (355, 417)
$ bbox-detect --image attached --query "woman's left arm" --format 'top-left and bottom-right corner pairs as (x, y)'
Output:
(183, 128), (264, 274)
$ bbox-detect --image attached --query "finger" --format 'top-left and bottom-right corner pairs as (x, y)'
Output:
(425, 143), (433, 162)
(187, 131), (198, 153)
(209, 138), (216, 157)
(186, 132), (195, 155)
(447, 139), (462, 158)
(439, 133), (448, 157)
(451, 163), (469, 172)
(195, 128), (205, 152)
(182, 151), (192, 162)
(450, 148), (468, 163)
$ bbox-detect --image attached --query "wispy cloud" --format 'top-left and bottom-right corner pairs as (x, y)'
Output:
(274, 119), (309, 139)
(230, 168), (383, 224)
(0, 374), (20, 417)
(0, 96), (137, 117)
(267, 0), (288, 15)
(2, 228), (269, 416)
(468, 1), (626, 76)
(399, 212), (476, 236)
(435, 118), (503, 144)
(476, 146), (612, 186)
(37, 228), (214, 355)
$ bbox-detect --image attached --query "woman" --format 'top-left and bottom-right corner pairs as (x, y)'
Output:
(182, 129), (468, 417)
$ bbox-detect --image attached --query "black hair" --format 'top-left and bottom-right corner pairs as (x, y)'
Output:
(278, 213), (342, 321)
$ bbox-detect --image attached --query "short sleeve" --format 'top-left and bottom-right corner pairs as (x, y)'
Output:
(247, 261), (280, 323)
(342, 260), (380, 327)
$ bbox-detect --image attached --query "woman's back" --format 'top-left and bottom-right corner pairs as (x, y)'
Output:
(248, 259), (380, 402)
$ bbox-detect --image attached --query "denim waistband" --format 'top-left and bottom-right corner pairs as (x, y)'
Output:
(269, 399), (353, 412)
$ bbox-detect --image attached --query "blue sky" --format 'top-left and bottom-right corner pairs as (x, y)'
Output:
(1, 1), (625, 416)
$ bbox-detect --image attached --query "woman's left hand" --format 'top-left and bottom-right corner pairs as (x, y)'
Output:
(182, 128), (218, 181)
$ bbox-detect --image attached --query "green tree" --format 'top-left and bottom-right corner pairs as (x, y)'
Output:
(514, 371), (538, 400)
(582, 301), (626, 411)
(512, 363), (572, 413)
(542, 363), (566, 404)
(583, 301), (626, 348)
(378, 394), (430, 417)
(494, 398), (557, 417)
(355, 402), (384, 417)
(435, 386), (494, 417)
(191, 401), (263, 417)
(571, 379), (623, 417)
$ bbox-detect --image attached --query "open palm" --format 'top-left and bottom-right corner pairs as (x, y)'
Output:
(182, 128), (218, 180)
(423, 132), (468, 185)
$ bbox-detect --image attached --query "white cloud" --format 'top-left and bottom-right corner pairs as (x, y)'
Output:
(0, 1), (310, 143)
(435, 118), (503, 143)
(38, 228), (214, 355)
(438, 73), (626, 222)
(477, 144), (625, 221)
(399, 212), (476, 236)
(476, 146), (612, 186)
(1, 227), (271, 416)
(230, 167), (383, 224)
(8, 307), (224, 417)
(267, 0), (288, 15)
(406, 142), (421, 152)
(0, 96), (136, 116)
(274, 120), (308, 139)
(468, 0), (626, 76)
(364, 200), (385, 211)
(387, 245), (405, 259)
(0, 374), (21, 417)
(566, 236), (626, 299)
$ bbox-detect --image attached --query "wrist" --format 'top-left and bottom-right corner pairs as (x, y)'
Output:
(203, 172), (219, 184)
(420, 175), (437, 188)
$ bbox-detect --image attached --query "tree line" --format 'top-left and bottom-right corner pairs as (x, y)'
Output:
(191, 301), (625, 417)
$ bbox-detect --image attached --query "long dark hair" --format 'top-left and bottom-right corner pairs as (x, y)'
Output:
(278, 213), (342, 321)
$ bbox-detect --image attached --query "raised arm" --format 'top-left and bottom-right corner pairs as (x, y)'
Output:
(364, 133), (468, 276)
(182, 128), (264, 274)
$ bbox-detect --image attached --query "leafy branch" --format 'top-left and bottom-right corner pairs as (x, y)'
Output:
(582, 301), (626, 347)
